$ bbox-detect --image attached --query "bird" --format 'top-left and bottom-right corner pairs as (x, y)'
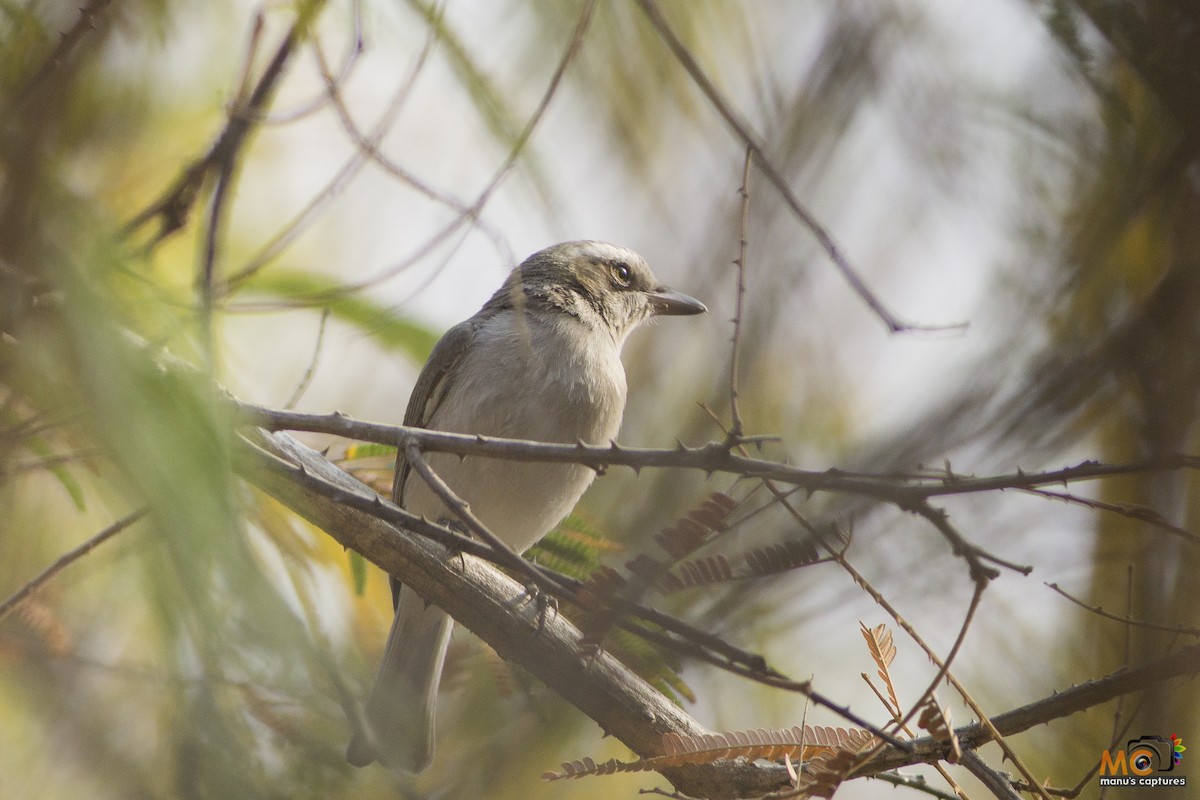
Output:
(345, 240), (706, 771)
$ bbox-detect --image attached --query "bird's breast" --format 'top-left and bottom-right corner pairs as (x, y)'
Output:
(404, 310), (628, 552)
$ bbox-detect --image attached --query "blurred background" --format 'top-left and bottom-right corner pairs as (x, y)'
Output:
(3, 1), (1199, 797)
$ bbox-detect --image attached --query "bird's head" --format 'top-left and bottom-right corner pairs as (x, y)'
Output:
(490, 241), (706, 344)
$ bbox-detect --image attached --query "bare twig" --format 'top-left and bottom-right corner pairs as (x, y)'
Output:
(634, 0), (964, 335)
(1021, 486), (1200, 544)
(0, 508), (148, 620)
(901, 583), (985, 731)
(223, 5), (466, 289)
(265, 0), (364, 124)
(284, 308), (329, 409)
(199, 1), (331, 352)
(870, 770), (964, 800)
(125, 0), (330, 246)
(1045, 581), (1200, 636)
(402, 442), (556, 591)
(727, 146), (752, 441)
(13, 0), (114, 109)
(243, 0), (598, 305)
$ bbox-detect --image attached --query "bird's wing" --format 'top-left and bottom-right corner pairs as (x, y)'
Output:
(389, 317), (479, 608)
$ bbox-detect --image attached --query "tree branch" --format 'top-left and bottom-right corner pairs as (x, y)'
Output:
(235, 422), (1200, 797)
(237, 426), (790, 800)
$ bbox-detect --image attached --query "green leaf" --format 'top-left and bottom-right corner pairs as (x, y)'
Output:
(342, 442), (398, 461)
(242, 269), (440, 363)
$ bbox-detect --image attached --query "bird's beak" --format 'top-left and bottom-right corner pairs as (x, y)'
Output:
(647, 288), (707, 316)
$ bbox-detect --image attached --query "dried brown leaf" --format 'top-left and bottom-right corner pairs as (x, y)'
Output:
(541, 725), (877, 781)
(917, 696), (961, 764)
(654, 492), (740, 559)
(859, 622), (900, 715)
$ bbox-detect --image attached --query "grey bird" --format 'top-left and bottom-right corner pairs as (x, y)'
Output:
(346, 240), (706, 771)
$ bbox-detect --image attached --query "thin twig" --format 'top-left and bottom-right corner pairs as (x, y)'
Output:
(243, 0), (597, 305)
(1045, 581), (1200, 636)
(0, 508), (148, 620)
(284, 308), (329, 409)
(900, 583), (985, 732)
(870, 770), (964, 800)
(124, 0), (330, 246)
(727, 146), (752, 440)
(832, 552), (1051, 798)
(402, 442), (556, 592)
(1021, 486), (1200, 544)
(265, 0), (364, 124)
(222, 3), (483, 289)
(634, 0), (964, 335)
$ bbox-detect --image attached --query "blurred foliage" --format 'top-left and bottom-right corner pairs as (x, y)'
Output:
(5, 0), (1200, 798)
(244, 268), (440, 359)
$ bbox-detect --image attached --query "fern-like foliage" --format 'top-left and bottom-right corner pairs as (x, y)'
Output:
(542, 725), (876, 781)
(656, 539), (822, 594)
(655, 492), (737, 557)
(576, 492), (742, 643)
(603, 626), (696, 704)
(858, 622), (900, 717)
(528, 513), (623, 579)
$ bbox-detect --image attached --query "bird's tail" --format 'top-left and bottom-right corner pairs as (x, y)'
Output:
(346, 586), (454, 771)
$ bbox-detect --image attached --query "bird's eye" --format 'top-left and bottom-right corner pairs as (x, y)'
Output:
(612, 262), (633, 287)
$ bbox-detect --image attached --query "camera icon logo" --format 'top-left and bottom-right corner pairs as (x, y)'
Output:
(1127, 736), (1177, 774)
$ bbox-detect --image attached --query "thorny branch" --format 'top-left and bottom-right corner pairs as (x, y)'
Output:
(13, 0), (114, 109)
(726, 146), (752, 441)
(238, 404), (1200, 505)
(1046, 580), (1200, 637)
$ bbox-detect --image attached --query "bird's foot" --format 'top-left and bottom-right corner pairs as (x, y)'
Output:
(514, 583), (559, 634)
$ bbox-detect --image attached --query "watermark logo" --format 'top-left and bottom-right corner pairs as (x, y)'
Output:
(1099, 734), (1187, 788)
